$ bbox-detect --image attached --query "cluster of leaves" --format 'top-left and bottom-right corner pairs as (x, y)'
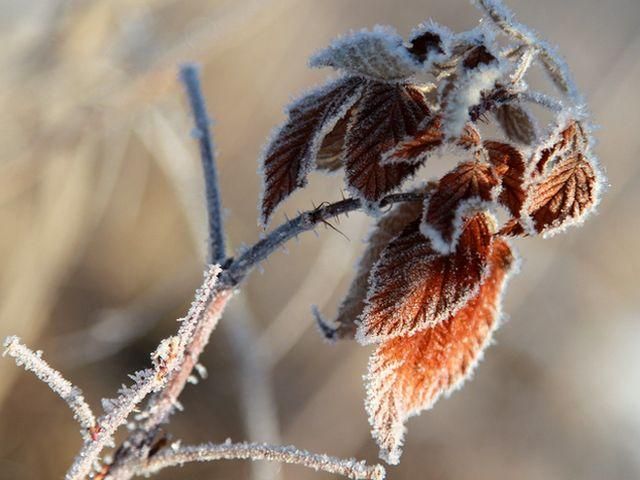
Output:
(258, 2), (604, 467)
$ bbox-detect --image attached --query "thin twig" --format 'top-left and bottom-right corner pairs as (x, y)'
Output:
(474, 0), (580, 102)
(180, 64), (226, 264)
(66, 335), (184, 480)
(119, 441), (385, 480)
(2, 336), (96, 442)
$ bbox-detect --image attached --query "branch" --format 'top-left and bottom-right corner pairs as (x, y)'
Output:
(2, 336), (97, 442)
(117, 441), (385, 480)
(473, 0), (580, 102)
(225, 192), (425, 286)
(180, 64), (226, 264)
(66, 335), (184, 480)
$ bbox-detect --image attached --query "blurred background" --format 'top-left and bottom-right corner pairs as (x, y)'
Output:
(0, 0), (639, 479)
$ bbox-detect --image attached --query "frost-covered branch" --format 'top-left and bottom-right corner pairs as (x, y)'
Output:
(117, 441), (385, 480)
(66, 336), (184, 480)
(473, 0), (580, 101)
(2, 336), (97, 442)
(225, 192), (426, 286)
(180, 64), (226, 264)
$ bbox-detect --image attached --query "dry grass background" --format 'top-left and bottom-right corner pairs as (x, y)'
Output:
(1, 0), (639, 479)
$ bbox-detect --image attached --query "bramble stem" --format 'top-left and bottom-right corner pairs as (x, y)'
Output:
(180, 64), (226, 264)
(112, 441), (385, 480)
(224, 192), (425, 286)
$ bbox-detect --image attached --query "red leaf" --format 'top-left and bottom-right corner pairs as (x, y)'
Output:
(259, 77), (363, 225)
(329, 198), (427, 340)
(358, 212), (495, 343)
(533, 120), (589, 176)
(523, 152), (602, 236)
(365, 238), (516, 464)
(385, 116), (444, 165)
(484, 140), (526, 217)
(344, 81), (432, 201)
(421, 161), (501, 253)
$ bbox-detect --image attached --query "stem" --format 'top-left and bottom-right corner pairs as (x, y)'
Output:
(225, 192), (425, 285)
(118, 442), (385, 480)
(180, 64), (226, 264)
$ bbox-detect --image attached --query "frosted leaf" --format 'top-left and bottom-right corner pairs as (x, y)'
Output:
(309, 26), (423, 82)
(344, 81), (432, 201)
(407, 21), (453, 65)
(532, 119), (589, 176)
(384, 116), (444, 165)
(365, 238), (516, 464)
(522, 152), (602, 237)
(259, 76), (364, 225)
(494, 103), (538, 145)
(421, 161), (501, 254)
(326, 194), (428, 340)
(483, 141), (526, 217)
(315, 110), (353, 172)
(357, 212), (495, 343)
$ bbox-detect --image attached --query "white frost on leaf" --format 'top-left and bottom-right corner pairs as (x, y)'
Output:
(309, 26), (422, 81)
(443, 62), (503, 139)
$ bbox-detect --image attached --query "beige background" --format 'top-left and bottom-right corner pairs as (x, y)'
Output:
(0, 0), (639, 479)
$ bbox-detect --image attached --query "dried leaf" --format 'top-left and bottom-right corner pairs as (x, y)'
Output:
(533, 120), (589, 176)
(259, 77), (363, 225)
(331, 198), (426, 340)
(344, 81), (432, 201)
(309, 26), (422, 81)
(421, 161), (501, 253)
(523, 152), (602, 236)
(385, 116), (444, 165)
(494, 103), (537, 145)
(358, 212), (495, 343)
(315, 111), (353, 172)
(365, 237), (516, 464)
(484, 140), (526, 216)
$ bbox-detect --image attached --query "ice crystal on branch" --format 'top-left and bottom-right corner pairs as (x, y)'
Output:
(2, 336), (96, 442)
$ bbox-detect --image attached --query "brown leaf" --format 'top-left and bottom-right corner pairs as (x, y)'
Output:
(315, 111), (352, 172)
(365, 238), (516, 464)
(358, 212), (495, 343)
(421, 161), (501, 253)
(259, 77), (363, 225)
(494, 103), (538, 145)
(330, 198), (426, 340)
(385, 116), (444, 165)
(344, 81), (432, 201)
(524, 152), (601, 236)
(484, 140), (526, 217)
(533, 120), (589, 176)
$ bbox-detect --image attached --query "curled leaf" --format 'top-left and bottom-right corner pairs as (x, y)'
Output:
(421, 161), (501, 253)
(344, 81), (432, 201)
(309, 26), (422, 81)
(259, 77), (363, 225)
(484, 140), (526, 217)
(315, 111), (353, 172)
(365, 238), (516, 464)
(358, 212), (495, 343)
(384, 116), (444, 165)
